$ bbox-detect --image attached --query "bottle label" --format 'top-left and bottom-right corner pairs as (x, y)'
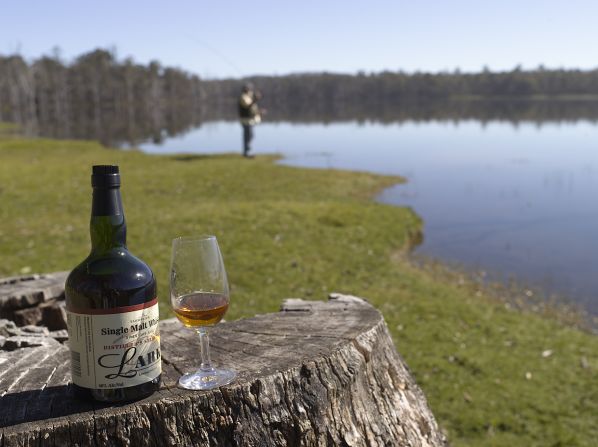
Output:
(66, 299), (161, 390)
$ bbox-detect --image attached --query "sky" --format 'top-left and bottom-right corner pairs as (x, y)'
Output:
(2, 0), (597, 78)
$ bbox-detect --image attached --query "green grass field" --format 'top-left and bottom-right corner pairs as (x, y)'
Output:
(1, 136), (596, 446)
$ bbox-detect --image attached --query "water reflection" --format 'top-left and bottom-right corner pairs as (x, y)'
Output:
(21, 109), (207, 147)
(17, 99), (598, 147)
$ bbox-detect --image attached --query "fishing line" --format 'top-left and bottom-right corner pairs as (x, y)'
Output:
(182, 33), (243, 77)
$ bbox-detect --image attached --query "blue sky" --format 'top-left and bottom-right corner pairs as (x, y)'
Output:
(2, 0), (597, 78)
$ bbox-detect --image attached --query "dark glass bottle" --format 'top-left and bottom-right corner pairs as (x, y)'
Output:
(65, 165), (161, 402)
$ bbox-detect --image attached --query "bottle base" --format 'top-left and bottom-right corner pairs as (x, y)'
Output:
(71, 376), (161, 403)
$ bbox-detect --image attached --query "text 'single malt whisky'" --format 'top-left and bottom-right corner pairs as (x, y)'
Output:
(65, 165), (161, 402)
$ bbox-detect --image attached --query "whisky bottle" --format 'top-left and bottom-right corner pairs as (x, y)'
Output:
(65, 165), (161, 402)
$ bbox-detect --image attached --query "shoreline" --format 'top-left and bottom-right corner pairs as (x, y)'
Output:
(408, 252), (598, 335)
(3, 118), (595, 329)
(277, 153), (598, 326)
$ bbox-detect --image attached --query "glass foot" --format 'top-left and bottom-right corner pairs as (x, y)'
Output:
(178, 367), (236, 390)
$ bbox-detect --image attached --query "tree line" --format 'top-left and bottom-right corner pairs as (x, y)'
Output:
(203, 67), (598, 119)
(2, 48), (598, 145)
(0, 49), (205, 144)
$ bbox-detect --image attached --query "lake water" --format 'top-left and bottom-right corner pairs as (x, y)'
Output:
(140, 120), (598, 314)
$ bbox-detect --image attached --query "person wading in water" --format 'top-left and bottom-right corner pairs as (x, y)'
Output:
(238, 83), (262, 157)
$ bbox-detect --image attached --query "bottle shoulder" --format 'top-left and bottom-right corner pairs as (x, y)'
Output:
(66, 249), (157, 308)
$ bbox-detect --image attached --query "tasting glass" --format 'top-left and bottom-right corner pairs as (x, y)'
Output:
(170, 235), (236, 390)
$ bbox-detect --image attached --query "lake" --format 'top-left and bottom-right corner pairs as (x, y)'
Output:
(139, 120), (598, 314)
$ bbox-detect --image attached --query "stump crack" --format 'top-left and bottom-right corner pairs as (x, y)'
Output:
(41, 366), (57, 393)
(227, 327), (351, 340)
(161, 355), (184, 376)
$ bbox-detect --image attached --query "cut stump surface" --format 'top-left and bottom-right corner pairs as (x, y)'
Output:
(0, 281), (445, 446)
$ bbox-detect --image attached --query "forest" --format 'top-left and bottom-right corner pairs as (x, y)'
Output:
(0, 49), (205, 144)
(2, 48), (598, 144)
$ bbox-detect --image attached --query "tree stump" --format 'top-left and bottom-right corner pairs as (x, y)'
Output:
(0, 280), (445, 446)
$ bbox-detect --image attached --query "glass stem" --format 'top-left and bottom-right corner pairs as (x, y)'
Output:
(198, 327), (213, 372)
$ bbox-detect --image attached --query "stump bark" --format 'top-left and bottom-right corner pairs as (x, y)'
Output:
(1, 275), (445, 446)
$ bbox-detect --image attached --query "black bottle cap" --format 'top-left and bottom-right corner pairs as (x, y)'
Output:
(92, 165), (121, 188)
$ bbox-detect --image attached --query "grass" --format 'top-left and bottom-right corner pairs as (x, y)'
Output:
(0, 136), (597, 446)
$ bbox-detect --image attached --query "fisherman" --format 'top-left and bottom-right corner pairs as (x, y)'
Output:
(238, 83), (262, 157)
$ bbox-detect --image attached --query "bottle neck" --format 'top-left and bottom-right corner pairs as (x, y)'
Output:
(90, 187), (127, 252)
